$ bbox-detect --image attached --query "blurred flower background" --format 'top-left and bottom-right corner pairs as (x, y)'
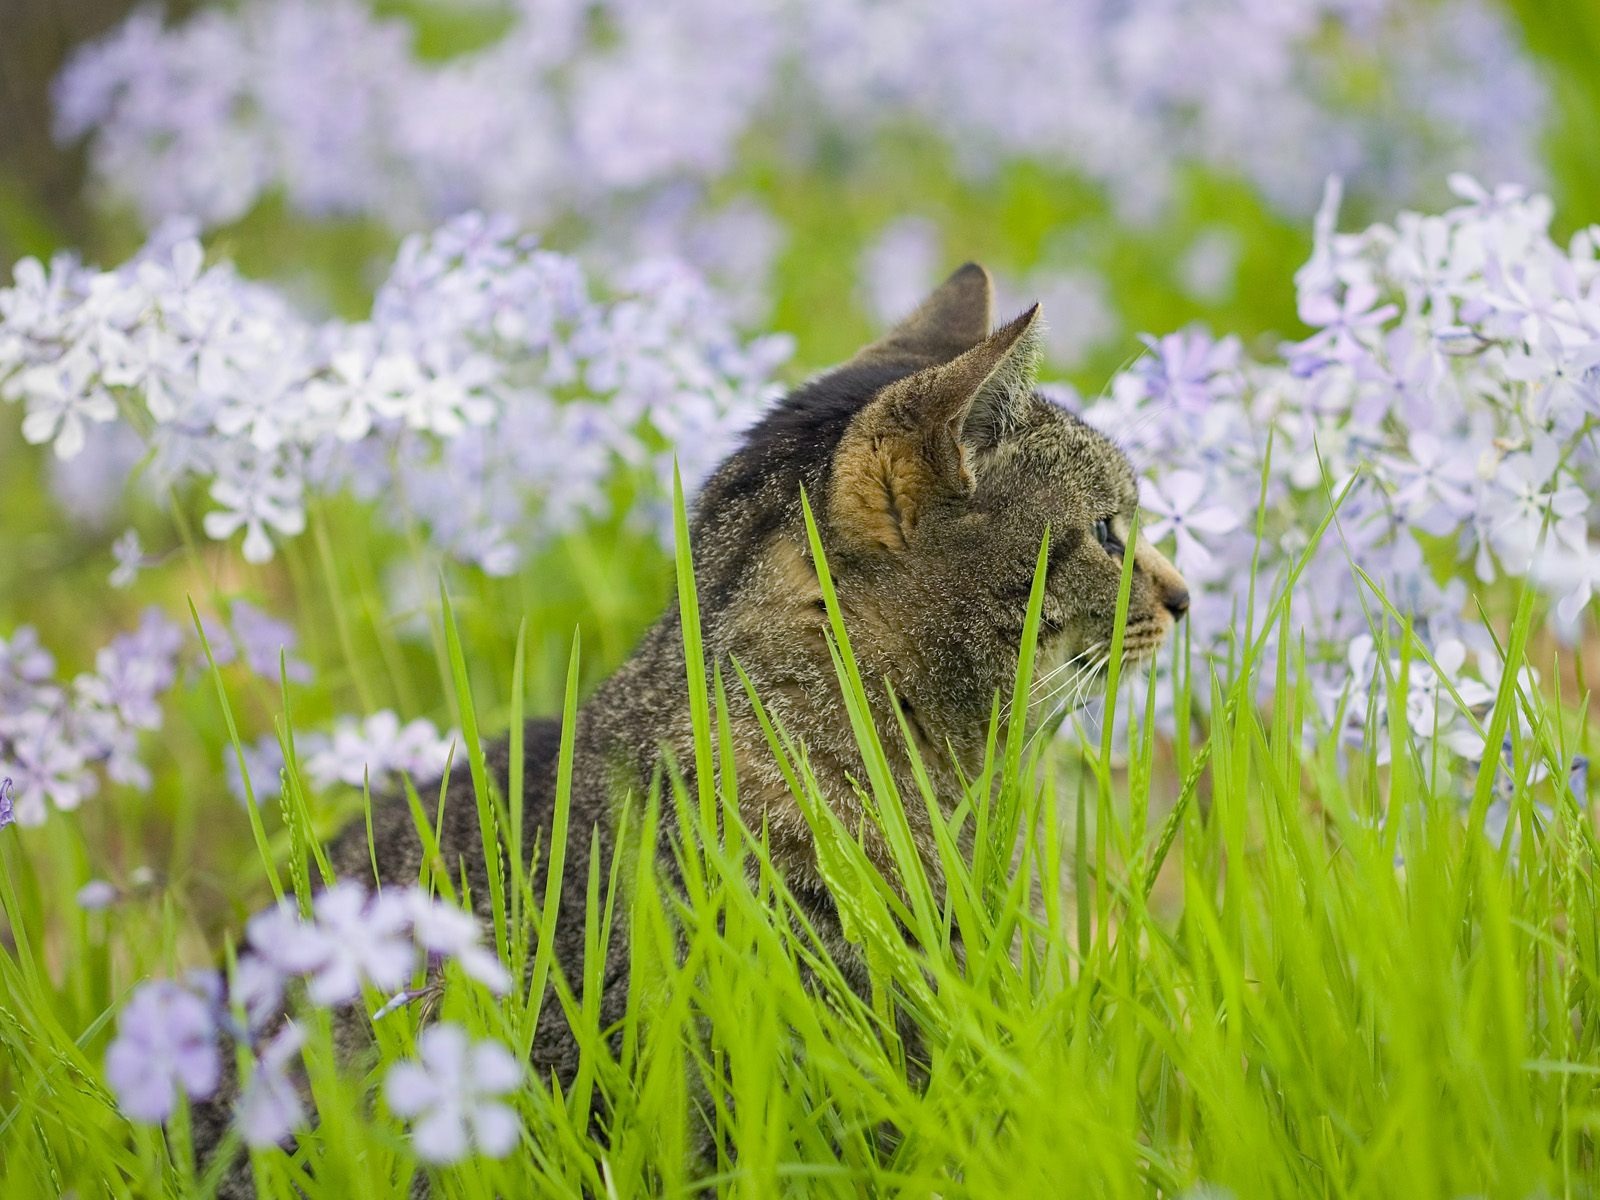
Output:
(3, 0), (1595, 820)
(0, 0), (1598, 1190)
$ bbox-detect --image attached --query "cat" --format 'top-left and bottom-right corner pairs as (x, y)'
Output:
(196, 263), (1189, 1191)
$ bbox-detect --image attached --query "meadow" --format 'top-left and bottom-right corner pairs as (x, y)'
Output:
(2, 1), (1599, 1196)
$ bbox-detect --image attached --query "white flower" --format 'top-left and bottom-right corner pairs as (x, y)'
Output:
(302, 345), (415, 443)
(385, 1024), (523, 1164)
(202, 461), (306, 564)
(245, 882), (414, 1007)
(236, 1023), (307, 1149)
(404, 889), (511, 994)
(17, 350), (117, 459)
(100, 323), (193, 421)
(109, 529), (145, 588)
(1139, 469), (1242, 578)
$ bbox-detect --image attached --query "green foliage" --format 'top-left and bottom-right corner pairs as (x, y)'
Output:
(3, 467), (1598, 1198)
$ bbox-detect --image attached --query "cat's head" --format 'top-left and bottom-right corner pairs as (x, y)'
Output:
(696, 263), (1189, 742)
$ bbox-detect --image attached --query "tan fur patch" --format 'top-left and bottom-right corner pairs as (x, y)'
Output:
(1134, 538), (1187, 608)
(831, 425), (930, 551)
(766, 534), (822, 604)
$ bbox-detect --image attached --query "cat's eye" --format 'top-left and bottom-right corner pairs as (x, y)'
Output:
(1093, 518), (1124, 557)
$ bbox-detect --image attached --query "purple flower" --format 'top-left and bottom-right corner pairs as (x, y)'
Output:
(229, 881), (507, 1039)
(304, 711), (453, 791)
(1134, 330), (1241, 412)
(0, 710), (95, 822)
(224, 734), (287, 806)
(0, 778), (13, 830)
(230, 600), (312, 684)
(244, 901), (341, 979)
(76, 879), (119, 910)
(105, 978), (223, 1123)
(405, 890), (511, 994)
(0, 612), (193, 821)
(0, 626), (54, 693)
(109, 529), (145, 589)
(1139, 470), (1242, 578)
(1382, 431), (1477, 536)
(1294, 282), (1399, 371)
(237, 1023), (306, 1148)
(79, 611), (183, 731)
(247, 882), (414, 1007)
(385, 1024), (522, 1164)
(231, 952), (286, 1034)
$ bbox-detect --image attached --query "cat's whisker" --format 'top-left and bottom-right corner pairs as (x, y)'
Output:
(1032, 647), (1093, 687)
(1000, 645), (1098, 722)
(1023, 683), (1090, 753)
(1066, 657), (1109, 720)
(1030, 651), (1103, 713)
(1019, 649), (1109, 753)
(1026, 646), (1097, 698)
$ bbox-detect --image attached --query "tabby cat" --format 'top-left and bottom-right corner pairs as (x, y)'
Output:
(199, 263), (1189, 1189)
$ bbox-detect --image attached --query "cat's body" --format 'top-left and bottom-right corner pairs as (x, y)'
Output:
(199, 264), (1189, 1191)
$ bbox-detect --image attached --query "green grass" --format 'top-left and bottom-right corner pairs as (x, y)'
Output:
(2, 465), (1597, 1198)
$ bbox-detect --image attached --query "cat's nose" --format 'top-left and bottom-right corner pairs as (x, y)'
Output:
(1162, 586), (1190, 620)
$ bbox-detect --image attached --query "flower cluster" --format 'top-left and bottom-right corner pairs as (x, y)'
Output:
(104, 881), (514, 1151)
(241, 881), (510, 1016)
(0, 214), (790, 571)
(0, 595), (454, 825)
(1084, 175), (1600, 768)
(54, 1), (778, 229)
(56, 0), (1542, 248)
(0, 599), (321, 825)
(0, 612), (184, 825)
(812, 0), (1544, 222)
(227, 711), (456, 806)
(385, 1024), (524, 1164)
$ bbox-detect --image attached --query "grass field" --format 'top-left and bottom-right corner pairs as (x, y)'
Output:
(3, 473), (1596, 1197)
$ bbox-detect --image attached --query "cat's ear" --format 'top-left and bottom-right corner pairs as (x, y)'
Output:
(850, 262), (995, 370)
(831, 303), (1042, 552)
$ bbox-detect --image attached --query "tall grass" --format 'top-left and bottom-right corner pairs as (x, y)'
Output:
(2, 471), (1596, 1199)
